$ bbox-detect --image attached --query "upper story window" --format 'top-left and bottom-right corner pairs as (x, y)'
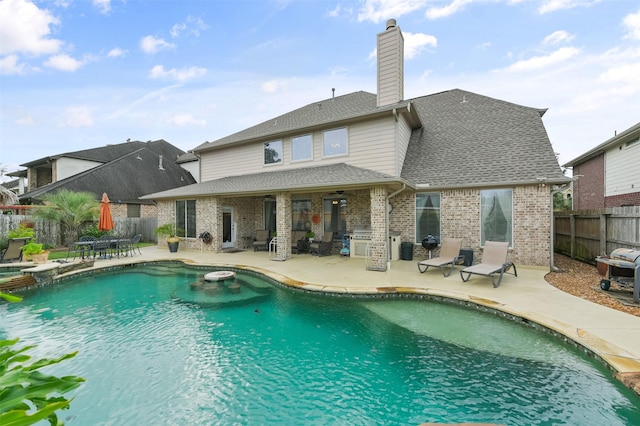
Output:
(323, 127), (348, 157)
(264, 140), (283, 165)
(292, 134), (313, 162)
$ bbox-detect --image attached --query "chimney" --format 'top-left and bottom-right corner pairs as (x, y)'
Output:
(377, 18), (404, 107)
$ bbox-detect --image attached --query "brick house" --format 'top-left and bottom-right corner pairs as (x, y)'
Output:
(563, 122), (640, 209)
(143, 19), (569, 271)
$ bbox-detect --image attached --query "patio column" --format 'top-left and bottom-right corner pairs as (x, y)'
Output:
(202, 197), (223, 253)
(276, 192), (292, 260)
(369, 186), (387, 271)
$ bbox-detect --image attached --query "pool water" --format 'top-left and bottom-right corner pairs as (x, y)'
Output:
(1, 264), (640, 425)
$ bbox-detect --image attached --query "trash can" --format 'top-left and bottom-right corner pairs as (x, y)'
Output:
(401, 242), (414, 261)
(459, 248), (474, 266)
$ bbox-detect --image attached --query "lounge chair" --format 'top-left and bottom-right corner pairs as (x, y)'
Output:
(459, 241), (517, 288)
(252, 230), (271, 251)
(417, 238), (464, 277)
(309, 231), (334, 256)
(0, 238), (30, 263)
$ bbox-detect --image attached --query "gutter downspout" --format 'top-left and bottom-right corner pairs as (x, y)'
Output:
(386, 183), (406, 271)
(550, 183), (570, 272)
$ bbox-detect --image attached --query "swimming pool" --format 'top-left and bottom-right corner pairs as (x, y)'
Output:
(2, 263), (639, 425)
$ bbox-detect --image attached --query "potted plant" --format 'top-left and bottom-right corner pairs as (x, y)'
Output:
(22, 242), (49, 264)
(154, 223), (181, 253)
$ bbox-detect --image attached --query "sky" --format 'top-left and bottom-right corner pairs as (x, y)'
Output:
(1, 0), (639, 180)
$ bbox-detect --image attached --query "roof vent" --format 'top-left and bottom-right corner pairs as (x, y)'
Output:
(158, 155), (164, 170)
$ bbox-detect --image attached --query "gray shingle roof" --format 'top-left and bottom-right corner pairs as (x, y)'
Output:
(141, 163), (403, 200)
(20, 144), (196, 204)
(401, 89), (568, 187)
(194, 91), (409, 151)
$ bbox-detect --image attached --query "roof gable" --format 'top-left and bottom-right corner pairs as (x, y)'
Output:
(401, 89), (567, 188)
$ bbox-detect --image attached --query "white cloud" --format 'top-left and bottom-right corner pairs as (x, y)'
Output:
(93, 0), (111, 14)
(16, 115), (36, 125)
(404, 32), (437, 59)
(169, 114), (206, 127)
(503, 47), (580, 72)
(149, 65), (207, 82)
(357, 0), (427, 23)
(107, 47), (127, 58)
(543, 30), (575, 45)
(326, 4), (342, 17)
(44, 54), (84, 72)
(425, 0), (474, 20)
(623, 9), (640, 40)
(63, 106), (93, 127)
(0, 0), (62, 56)
(538, 0), (600, 15)
(170, 16), (208, 38)
(0, 54), (25, 75)
(140, 35), (175, 54)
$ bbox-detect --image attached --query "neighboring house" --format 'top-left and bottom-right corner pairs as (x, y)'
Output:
(143, 19), (569, 270)
(563, 122), (640, 209)
(17, 139), (196, 219)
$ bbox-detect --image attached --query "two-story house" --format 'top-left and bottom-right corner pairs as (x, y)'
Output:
(563, 122), (640, 209)
(143, 19), (569, 271)
(17, 139), (196, 219)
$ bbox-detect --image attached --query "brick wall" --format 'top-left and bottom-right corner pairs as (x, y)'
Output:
(389, 185), (551, 266)
(605, 191), (640, 207)
(573, 154), (605, 210)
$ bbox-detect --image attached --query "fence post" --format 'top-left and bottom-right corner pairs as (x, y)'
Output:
(570, 214), (576, 259)
(599, 213), (607, 256)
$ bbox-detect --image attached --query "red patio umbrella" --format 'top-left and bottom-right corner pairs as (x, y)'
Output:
(98, 192), (115, 231)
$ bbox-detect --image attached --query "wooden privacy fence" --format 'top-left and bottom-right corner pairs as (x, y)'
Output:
(554, 206), (640, 264)
(0, 215), (158, 247)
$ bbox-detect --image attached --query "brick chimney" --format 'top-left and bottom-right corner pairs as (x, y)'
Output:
(377, 19), (404, 107)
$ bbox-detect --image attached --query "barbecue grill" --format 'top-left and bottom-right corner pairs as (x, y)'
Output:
(596, 248), (640, 303)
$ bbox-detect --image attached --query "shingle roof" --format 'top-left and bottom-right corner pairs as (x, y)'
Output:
(141, 163), (404, 200)
(401, 89), (568, 188)
(194, 91), (409, 151)
(19, 139), (181, 167)
(20, 144), (196, 204)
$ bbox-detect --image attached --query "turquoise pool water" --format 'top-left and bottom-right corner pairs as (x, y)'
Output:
(1, 263), (640, 425)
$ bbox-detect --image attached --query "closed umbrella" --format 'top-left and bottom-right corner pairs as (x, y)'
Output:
(98, 193), (114, 231)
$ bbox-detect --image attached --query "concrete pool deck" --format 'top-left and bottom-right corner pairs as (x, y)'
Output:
(5, 245), (640, 394)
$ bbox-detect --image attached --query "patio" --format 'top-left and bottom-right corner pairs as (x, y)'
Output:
(5, 245), (640, 395)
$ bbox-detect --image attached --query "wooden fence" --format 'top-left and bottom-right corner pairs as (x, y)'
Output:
(554, 206), (640, 264)
(0, 215), (158, 247)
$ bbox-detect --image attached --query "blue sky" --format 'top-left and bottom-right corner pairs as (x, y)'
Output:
(1, 0), (639, 179)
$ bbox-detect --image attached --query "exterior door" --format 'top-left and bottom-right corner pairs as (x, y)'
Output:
(222, 206), (235, 249)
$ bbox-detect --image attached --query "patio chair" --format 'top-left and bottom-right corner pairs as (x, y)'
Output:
(252, 230), (271, 252)
(92, 235), (113, 259)
(0, 238), (29, 263)
(417, 238), (464, 277)
(309, 231), (334, 256)
(291, 231), (309, 254)
(130, 234), (142, 255)
(459, 241), (517, 288)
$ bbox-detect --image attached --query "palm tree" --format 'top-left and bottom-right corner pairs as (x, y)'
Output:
(0, 185), (18, 205)
(31, 189), (99, 245)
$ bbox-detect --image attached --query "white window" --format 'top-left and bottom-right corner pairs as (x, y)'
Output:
(292, 134), (313, 162)
(264, 140), (283, 165)
(323, 128), (348, 157)
(480, 189), (513, 246)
